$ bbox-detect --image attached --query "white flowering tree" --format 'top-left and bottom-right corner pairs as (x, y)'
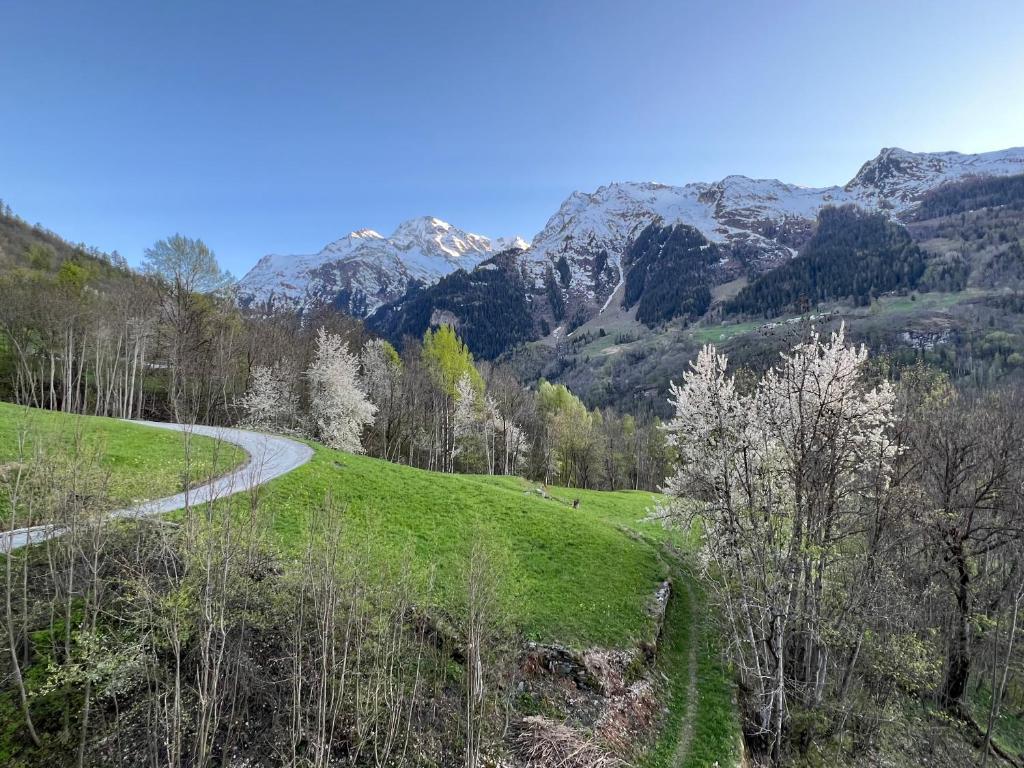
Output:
(306, 328), (377, 453)
(239, 363), (297, 430)
(500, 417), (527, 475)
(360, 338), (404, 460)
(453, 371), (485, 468)
(480, 395), (527, 476)
(484, 365), (532, 476)
(663, 326), (896, 764)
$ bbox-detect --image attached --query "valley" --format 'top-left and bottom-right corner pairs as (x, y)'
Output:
(6, 3), (1024, 765)
(3, 145), (1024, 768)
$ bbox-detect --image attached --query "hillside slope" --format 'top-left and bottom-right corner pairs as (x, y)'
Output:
(222, 440), (668, 646)
(510, 172), (1024, 415)
(725, 205), (927, 317)
(0, 206), (122, 278)
(0, 406), (740, 767)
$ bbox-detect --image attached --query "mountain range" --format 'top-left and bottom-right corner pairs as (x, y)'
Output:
(237, 146), (1024, 331)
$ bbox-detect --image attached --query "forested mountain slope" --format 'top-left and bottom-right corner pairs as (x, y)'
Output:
(725, 205), (927, 317)
(622, 223), (722, 327)
(367, 250), (539, 359)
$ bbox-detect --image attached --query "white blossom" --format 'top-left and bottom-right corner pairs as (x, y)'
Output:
(360, 338), (402, 405)
(662, 325), (898, 746)
(454, 372), (480, 430)
(239, 364), (296, 430)
(307, 328), (377, 453)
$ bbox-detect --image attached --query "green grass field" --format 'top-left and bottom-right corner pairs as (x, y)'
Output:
(0, 402), (247, 524)
(687, 290), (985, 347)
(690, 318), (770, 344)
(868, 289), (983, 316)
(218, 442), (669, 648)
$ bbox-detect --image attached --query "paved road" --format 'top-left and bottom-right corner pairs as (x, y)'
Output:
(1, 421), (314, 552)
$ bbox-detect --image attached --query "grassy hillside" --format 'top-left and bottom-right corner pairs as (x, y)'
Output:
(215, 443), (740, 761)
(209, 441), (667, 648)
(0, 402), (246, 524)
(0, 406), (741, 766)
(511, 283), (1024, 418)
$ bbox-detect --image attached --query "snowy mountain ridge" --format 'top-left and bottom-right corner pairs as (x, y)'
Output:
(237, 146), (1024, 320)
(237, 216), (527, 316)
(516, 146), (1024, 323)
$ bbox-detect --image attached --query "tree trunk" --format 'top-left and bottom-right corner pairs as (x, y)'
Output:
(942, 551), (972, 710)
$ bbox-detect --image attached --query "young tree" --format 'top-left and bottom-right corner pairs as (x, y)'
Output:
(912, 386), (1024, 711)
(360, 338), (404, 460)
(239, 363), (296, 431)
(422, 326), (483, 472)
(482, 363), (532, 476)
(535, 380), (595, 487)
(141, 234), (234, 296)
(307, 327), (376, 453)
(142, 235), (234, 422)
(454, 371), (486, 470)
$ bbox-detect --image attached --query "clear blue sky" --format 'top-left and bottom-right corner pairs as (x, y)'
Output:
(2, 0), (1023, 276)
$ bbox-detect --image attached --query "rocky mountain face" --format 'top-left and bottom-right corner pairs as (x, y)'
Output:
(237, 146), (1024, 331)
(510, 170), (1024, 418)
(236, 216), (527, 317)
(367, 250), (536, 360)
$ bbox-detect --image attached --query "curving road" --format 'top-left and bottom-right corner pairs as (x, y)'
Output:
(1, 421), (314, 553)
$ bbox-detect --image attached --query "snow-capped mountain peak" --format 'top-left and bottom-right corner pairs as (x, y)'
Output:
(321, 228), (385, 256)
(389, 216), (493, 265)
(493, 235), (530, 252)
(350, 228), (384, 238)
(237, 216), (522, 316)
(845, 146), (1024, 206)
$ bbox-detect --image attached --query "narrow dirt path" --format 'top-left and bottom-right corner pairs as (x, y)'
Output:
(0, 421), (313, 552)
(671, 575), (700, 767)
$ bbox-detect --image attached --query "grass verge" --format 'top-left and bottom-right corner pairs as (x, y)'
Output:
(0, 402), (247, 524)
(641, 552), (739, 768)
